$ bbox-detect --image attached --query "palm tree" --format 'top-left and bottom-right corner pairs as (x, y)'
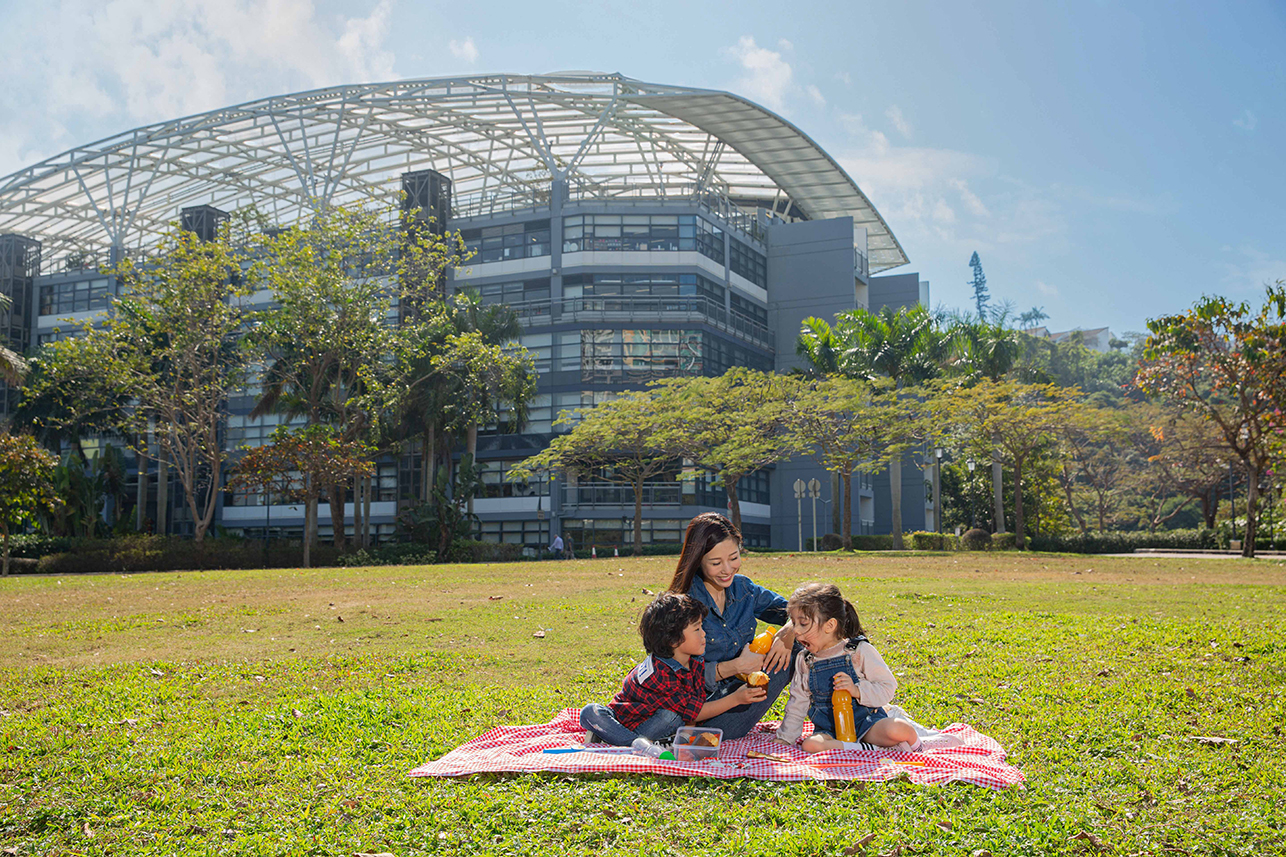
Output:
(827, 304), (954, 548)
(0, 293), (26, 386)
(948, 310), (1027, 533)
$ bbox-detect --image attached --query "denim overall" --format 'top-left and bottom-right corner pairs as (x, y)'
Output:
(805, 635), (887, 740)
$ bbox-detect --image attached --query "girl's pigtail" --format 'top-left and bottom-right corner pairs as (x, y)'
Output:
(843, 599), (865, 639)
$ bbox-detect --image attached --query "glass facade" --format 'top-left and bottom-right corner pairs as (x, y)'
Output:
(461, 220), (551, 263)
(39, 278), (113, 315)
(729, 237), (767, 288)
(562, 214), (724, 264)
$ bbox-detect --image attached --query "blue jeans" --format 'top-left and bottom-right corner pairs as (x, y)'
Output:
(579, 704), (684, 747)
(698, 646), (799, 740)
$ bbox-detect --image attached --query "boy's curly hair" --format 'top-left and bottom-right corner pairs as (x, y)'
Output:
(639, 592), (708, 658)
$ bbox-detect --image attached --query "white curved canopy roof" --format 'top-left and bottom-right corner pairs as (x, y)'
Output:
(0, 72), (908, 272)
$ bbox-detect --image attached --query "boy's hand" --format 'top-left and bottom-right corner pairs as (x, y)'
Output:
(832, 673), (857, 697)
(732, 643), (765, 676)
(734, 684), (768, 706)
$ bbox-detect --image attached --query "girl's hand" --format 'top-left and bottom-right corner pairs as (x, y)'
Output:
(731, 643), (765, 676)
(832, 672), (858, 697)
(734, 684), (768, 706)
(763, 635), (793, 673)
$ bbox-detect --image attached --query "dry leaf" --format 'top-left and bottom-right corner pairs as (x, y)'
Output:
(488, 595), (503, 601)
(936, 820), (953, 831)
(336, 615), (344, 623)
(1189, 735), (1237, 746)
(83, 822), (94, 838)
(1069, 830), (1105, 851)
(842, 833), (876, 854)
(243, 628), (258, 633)
(1185, 687), (1198, 699)
(1095, 668), (1112, 677)
(876, 847), (901, 857)
(533, 630), (546, 638)
(972, 851), (993, 857)
(426, 617), (443, 622)
(149, 668), (163, 676)
(292, 709), (303, 718)
(355, 852), (395, 857)
(641, 588), (654, 595)
(3, 846), (19, 855)
(969, 697), (985, 705)
(253, 675), (266, 683)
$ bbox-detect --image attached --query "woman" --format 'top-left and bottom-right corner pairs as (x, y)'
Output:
(666, 512), (799, 739)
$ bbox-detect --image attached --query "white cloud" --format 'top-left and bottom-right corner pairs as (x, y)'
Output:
(885, 105), (912, 138)
(449, 37), (479, 64)
(834, 71), (852, 86)
(1233, 109), (1257, 131)
(723, 36), (794, 112)
(1035, 280), (1058, 297)
(1221, 244), (1286, 295)
(0, 0), (400, 176)
(777, 39), (794, 52)
(804, 84), (826, 108)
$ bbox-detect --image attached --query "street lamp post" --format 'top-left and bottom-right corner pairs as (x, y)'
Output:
(808, 478), (821, 551)
(966, 459), (977, 530)
(933, 448), (943, 534)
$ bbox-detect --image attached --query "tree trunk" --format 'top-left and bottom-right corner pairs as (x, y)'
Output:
(466, 422), (478, 517)
(328, 482), (347, 550)
(831, 472), (842, 535)
(352, 472), (364, 552)
(156, 445), (169, 537)
(1243, 464), (1260, 558)
(889, 455), (903, 550)
(2, 524), (9, 577)
(1201, 488), (1217, 529)
(135, 429), (150, 533)
(992, 459), (1006, 533)
(1059, 464), (1088, 534)
(842, 471), (853, 548)
(303, 477), (315, 569)
(726, 479), (741, 533)
(421, 427), (433, 504)
(633, 479), (644, 556)
(364, 474), (373, 548)
(1014, 459), (1026, 550)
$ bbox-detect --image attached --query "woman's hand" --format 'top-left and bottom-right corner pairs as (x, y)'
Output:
(832, 672), (858, 698)
(733, 683), (768, 706)
(763, 634), (793, 673)
(728, 643), (765, 676)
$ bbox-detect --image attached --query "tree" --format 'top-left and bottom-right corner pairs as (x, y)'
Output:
(0, 432), (60, 576)
(804, 304), (954, 547)
(0, 292), (26, 386)
(786, 376), (914, 546)
(968, 251), (989, 320)
(930, 379), (1084, 550)
(1055, 406), (1132, 533)
(229, 425), (373, 568)
(1136, 286), (1286, 557)
(100, 223), (258, 542)
(1128, 402), (1229, 530)
(512, 390), (686, 555)
(651, 369), (796, 532)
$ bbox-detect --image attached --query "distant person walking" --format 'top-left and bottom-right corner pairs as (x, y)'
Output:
(564, 533), (575, 559)
(548, 534), (564, 560)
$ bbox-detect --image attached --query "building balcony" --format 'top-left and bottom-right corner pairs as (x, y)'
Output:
(508, 295), (773, 349)
(561, 482), (681, 509)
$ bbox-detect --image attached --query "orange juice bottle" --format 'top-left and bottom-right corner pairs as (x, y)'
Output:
(736, 627), (777, 682)
(832, 689), (858, 742)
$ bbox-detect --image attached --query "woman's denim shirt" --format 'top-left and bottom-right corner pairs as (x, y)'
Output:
(687, 574), (789, 691)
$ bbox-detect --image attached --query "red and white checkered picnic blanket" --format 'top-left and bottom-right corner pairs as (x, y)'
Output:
(409, 708), (1025, 789)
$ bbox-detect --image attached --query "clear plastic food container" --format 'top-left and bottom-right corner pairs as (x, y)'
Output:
(672, 726), (723, 761)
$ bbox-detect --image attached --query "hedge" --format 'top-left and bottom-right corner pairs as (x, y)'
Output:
(29, 537), (344, 575)
(1026, 528), (1217, 554)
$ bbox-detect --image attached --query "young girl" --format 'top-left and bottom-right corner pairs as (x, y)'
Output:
(774, 582), (920, 753)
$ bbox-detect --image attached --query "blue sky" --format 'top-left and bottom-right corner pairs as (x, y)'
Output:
(1, 0), (1282, 336)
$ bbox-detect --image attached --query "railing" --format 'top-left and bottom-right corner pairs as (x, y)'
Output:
(503, 295), (774, 349)
(561, 482), (682, 508)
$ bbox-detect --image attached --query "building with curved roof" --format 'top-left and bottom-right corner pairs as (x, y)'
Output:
(0, 72), (931, 548)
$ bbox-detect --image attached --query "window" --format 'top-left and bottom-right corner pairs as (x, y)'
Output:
(577, 329), (705, 382)
(563, 272), (724, 303)
(460, 220), (551, 263)
(478, 518), (547, 546)
(467, 277), (551, 306)
(695, 470), (771, 507)
(563, 214), (722, 261)
(39, 277), (113, 316)
(477, 459), (551, 498)
(729, 292), (768, 327)
(729, 238), (767, 288)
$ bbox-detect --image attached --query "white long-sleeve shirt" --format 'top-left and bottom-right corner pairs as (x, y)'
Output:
(775, 638), (898, 744)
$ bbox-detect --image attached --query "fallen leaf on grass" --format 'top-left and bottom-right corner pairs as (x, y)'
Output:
(1070, 830), (1106, 851)
(641, 588), (654, 595)
(533, 630), (546, 638)
(336, 615), (344, 623)
(243, 628), (258, 633)
(292, 709), (303, 718)
(936, 820), (953, 831)
(3, 846), (18, 855)
(842, 833), (876, 854)
(488, 595), (503, 601)
(253, 675), (266, 683)
(83, 822), (94, 838)
(876, 847), (901, 857)
(355, 852), (395, 857)
(1188, 735), (1237, 746)
(149, 668), (164, 676)
(972, 851), (993, 857)
(426, 617), (443, 622)
(1096, 668), (1112, 677)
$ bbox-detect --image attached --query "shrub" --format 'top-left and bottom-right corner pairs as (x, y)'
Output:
(962, 528), (991, 551)
(1026, 528), (1217, 554)
(909, 531), (960, 551)
(991, 532), (1017, 550)
(819, 533), (847, 551)
(32, 536), (344, 574)
(850, 535), (895, 551)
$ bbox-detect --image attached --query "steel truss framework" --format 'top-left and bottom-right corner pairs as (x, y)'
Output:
(0, 72), (908, 272)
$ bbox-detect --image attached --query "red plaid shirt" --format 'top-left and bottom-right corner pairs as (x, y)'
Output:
(608, 654), (707, 730)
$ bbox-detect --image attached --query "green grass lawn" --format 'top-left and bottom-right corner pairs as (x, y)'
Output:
(1, 552), (1283, 856)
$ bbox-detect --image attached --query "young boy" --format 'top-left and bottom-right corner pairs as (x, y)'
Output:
(579, 592), (767, 746)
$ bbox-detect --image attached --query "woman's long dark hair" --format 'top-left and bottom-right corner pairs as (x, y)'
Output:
(667, 512), (742, 594)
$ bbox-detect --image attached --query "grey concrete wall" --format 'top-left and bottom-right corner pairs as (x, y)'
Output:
(766, 217), (857, 375)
